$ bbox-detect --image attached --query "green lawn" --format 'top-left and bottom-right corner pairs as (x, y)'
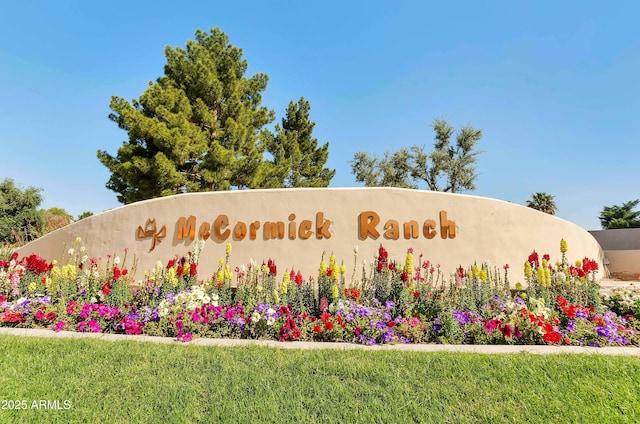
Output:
(0, 335), (639, 423)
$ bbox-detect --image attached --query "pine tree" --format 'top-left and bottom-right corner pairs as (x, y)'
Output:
(263, 98), (335, 188)
(98, 28), (275, 203)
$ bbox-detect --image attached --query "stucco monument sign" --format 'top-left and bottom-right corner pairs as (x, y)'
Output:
(17, 188), (605, 283)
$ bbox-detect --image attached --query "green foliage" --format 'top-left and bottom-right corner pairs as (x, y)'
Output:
(77, 211), (94, 220)
(99, 28), (334, 204)
(599, 199), (640, 229)
(526, 192), (558, 215)
(262, 97), (335, 188)
(0, 178), (45, 244)
(350, 118), (482, 192)
(98, 28), (271, 203)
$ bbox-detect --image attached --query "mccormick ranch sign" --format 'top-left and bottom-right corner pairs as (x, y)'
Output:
(136, 210), (457, 252)
(16, 188), (604, 283)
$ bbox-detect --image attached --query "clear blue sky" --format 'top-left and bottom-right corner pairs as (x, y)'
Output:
(1, 1), (638, 230)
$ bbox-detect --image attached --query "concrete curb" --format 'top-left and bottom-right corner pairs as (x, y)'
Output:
(2, 327), (640, 356)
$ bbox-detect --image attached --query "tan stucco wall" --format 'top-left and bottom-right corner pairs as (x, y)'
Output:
(16, 188), (605, 284)
(602, 251), (640, 276)
(589, 229), (640, 276)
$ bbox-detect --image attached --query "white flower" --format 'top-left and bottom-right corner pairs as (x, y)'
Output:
(114, 256), (121, 265)
(68, 248), (74, 256)
(266, 317), (275, 326)
(353, 245), (359, 254)
(252, 312), (261, 322)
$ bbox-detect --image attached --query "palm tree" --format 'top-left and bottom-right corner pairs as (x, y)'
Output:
(599, 199), (640, 229)
(526, 192), (557, 215)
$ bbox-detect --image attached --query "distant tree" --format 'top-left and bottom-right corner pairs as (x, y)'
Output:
(41, 207), (73, 234)
(350, 118), (482, 192)
(0, 178), (45, 243)
(526, 192), (557, 215)
(262, 97), (335, 187)
(77, 211), (94, 220)
(599, 199), (640, 229)
(98, 28), (276, 204)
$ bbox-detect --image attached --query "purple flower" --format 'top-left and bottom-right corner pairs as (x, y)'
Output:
(575, 310), (588, 319)
(54, 321), (65, 332)
(452, 310), (471, 327)
(432, 317), (442, 333)
(385, 301), (395, 311)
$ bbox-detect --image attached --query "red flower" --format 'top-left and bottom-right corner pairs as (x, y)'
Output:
(499, 324), (513, 338)
(325, 321), (333, 331)
(167, 259), (176, 269)
(544, 331), (562, 344)
(113, 266), (121, 281)
(35, 309), (45, 321)
(388, 321), (396, 328)
(45, 311), (56, 321)
(294, 272), (303, 285)
(413, 291), (420, 299)
(400, 271), (409, 282)
(177, 265), (184, 277)
(189, 263), (197, 276)
(279, 306), (290, 316)
(102, 282), (111, 296)
(313, 324), (322, 333)
(320, 312), (331, 323)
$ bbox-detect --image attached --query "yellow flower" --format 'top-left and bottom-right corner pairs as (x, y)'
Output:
(273, 290), (280, 304)
(515, 282), (523, 291)
(225, 243), (232, 256)
(319, 261), (327, 277)
(75, 237), (82, 244)
(331, 284), (339, 299)
(61, 264), (76, 280)
(51, 266), (62, 279)
(339, 262), (346, 275)
(575, 260), (582, 268)
(524, 262), (532, 278)
(28, 282), (36, 294)
(560, 239), (568, 253)
(479, 269), (487, 283)
(405, 249), (414, 275)
(471, 265), (480, 279)
(224, 264), (232, 280)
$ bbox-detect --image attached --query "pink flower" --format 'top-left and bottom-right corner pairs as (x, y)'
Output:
(54, 321), (65, 332)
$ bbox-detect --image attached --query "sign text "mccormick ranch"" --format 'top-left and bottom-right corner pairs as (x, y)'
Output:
(136, 211), (456, 251)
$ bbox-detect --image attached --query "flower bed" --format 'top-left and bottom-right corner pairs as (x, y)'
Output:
(1, 239), (639, 347)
